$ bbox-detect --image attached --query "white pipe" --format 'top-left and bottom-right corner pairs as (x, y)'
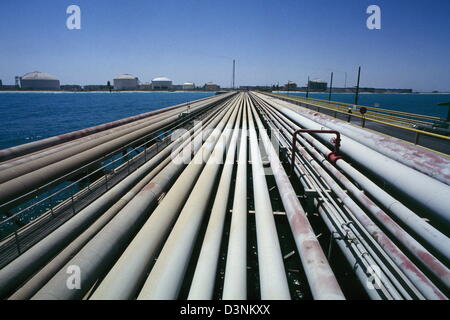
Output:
(249, 100), (345, 300)
(254, 93), (450, 225)
(0, 94), (225, 172)
(263, 93), (450, 185)
(188, 102), (242, 300)
(264, 117), (447, 300)
(7, 107), (222, 300)
(88, 97), (239, 300)
(254, 93), (450, 263)
(222, 98), (248, 300)
(247, 98), (290, 300)
(0, 97), (219, 184)
(136, 98), (241, 300)
(31, 101), (235, 300)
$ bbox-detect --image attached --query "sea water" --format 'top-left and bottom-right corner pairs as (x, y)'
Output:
(0, 91), (215, 150)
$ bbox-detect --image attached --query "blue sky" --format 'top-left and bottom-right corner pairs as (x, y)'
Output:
(0, 0), (449, 91)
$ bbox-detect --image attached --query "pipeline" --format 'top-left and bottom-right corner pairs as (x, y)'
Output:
(7, 101), (226, 300)
(0, 94), (233, 208)
(254, 93), (450, 226)
(250, 93), (448, 299)
(265, 93), (450, 185)
(222, 96), (248, 300)
(0, 96), (232, 298)
(0, 94), (221, 162)
(187, 101), (242, 300)
(0, 94), (231, 176)
(0, 91), (447, 300)
(134, 96), (242, 300)
(258, 102), (422, 299)
(249, 99), (345, 300)
(251, 94), (450, 288)
(88, 95), (241, 300)
(252, 93), (450, 263)
(246, 99), (290, 299)
(30, 96), (238, 300)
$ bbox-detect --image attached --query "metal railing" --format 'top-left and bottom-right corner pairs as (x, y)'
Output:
(0, 104), (217, 263)
(275, 93), (441, 122)
(265, 92), (450, 155)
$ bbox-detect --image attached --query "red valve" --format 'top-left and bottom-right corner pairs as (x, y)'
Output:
(291, 129), (342, 174)
(327, 151), (342, 163)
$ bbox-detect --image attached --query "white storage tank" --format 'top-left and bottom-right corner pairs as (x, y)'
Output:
(182, 82), (195, 90)
(203, 82), (220, 91)
(152, 77), (172, 90)
(114, 74), (139, 90)
(20, 71), (60, 90)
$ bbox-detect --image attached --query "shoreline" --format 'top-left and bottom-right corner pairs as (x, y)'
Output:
(0, 90), (217, 94)
(1, 90), (449, 94)
(274, 91), (450, 95)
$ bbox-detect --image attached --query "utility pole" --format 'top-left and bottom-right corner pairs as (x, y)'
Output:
(232, 59), (235, 90)
(306, 76), (310, 99)
(344, 72), (347, 89)
(355, 66), (361, 105)
(328, 72), (333, 101)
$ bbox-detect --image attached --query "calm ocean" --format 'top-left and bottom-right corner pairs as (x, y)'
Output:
(0, 91), (449, 151)
(0, 91), (215, 150)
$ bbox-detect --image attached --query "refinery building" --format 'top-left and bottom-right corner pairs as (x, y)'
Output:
(113, 74), (139, 90)
(20, 71), (60, 90)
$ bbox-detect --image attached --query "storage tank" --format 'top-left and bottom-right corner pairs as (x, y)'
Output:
(182, 82), (195, 90)
(308, 79), (327, 91)
(113, 74), (139, 90)
(152, 77), (172, 90)
(203, 82), (220, 91)
(20, 72), (60, 90)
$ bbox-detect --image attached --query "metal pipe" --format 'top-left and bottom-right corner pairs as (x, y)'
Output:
(135, 97), (241, 300)
(86, 97), (241, 300)
(291, 129), (341, 174)
(255, 97), (422, 299)
(249, 99), (345, 300)
(31, 103), (232, 300)
(188, 102), (242, 300)
(278, 127), (388, 299)
(7, 106), (223, 300)
(222, 97), (248, 300)
(254, 93), (450, 262)
(294, 132), (450, 290)
(255, 97), (447, 300)
(261, 93), (450, 186)
(0, 111), (180, 182)
(0, 96), (217, 172)
(247, 99), (291, 299)
(0, 95), (227, 194)
(286, 132), (413, 299)
(0, 94), (228, 162)
(255, 93), (450, 225)
(0, 99), (231, 299)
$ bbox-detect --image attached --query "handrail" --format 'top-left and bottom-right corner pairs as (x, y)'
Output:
(312, 97), (440, 121)
(276, 93), (440, 121)
(291, 129), (342, 174)
(267, 93), (450, 142)
(312, 102), (433, 126)
(0, 105), (212, 230)
(0, 101), (217, 213)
